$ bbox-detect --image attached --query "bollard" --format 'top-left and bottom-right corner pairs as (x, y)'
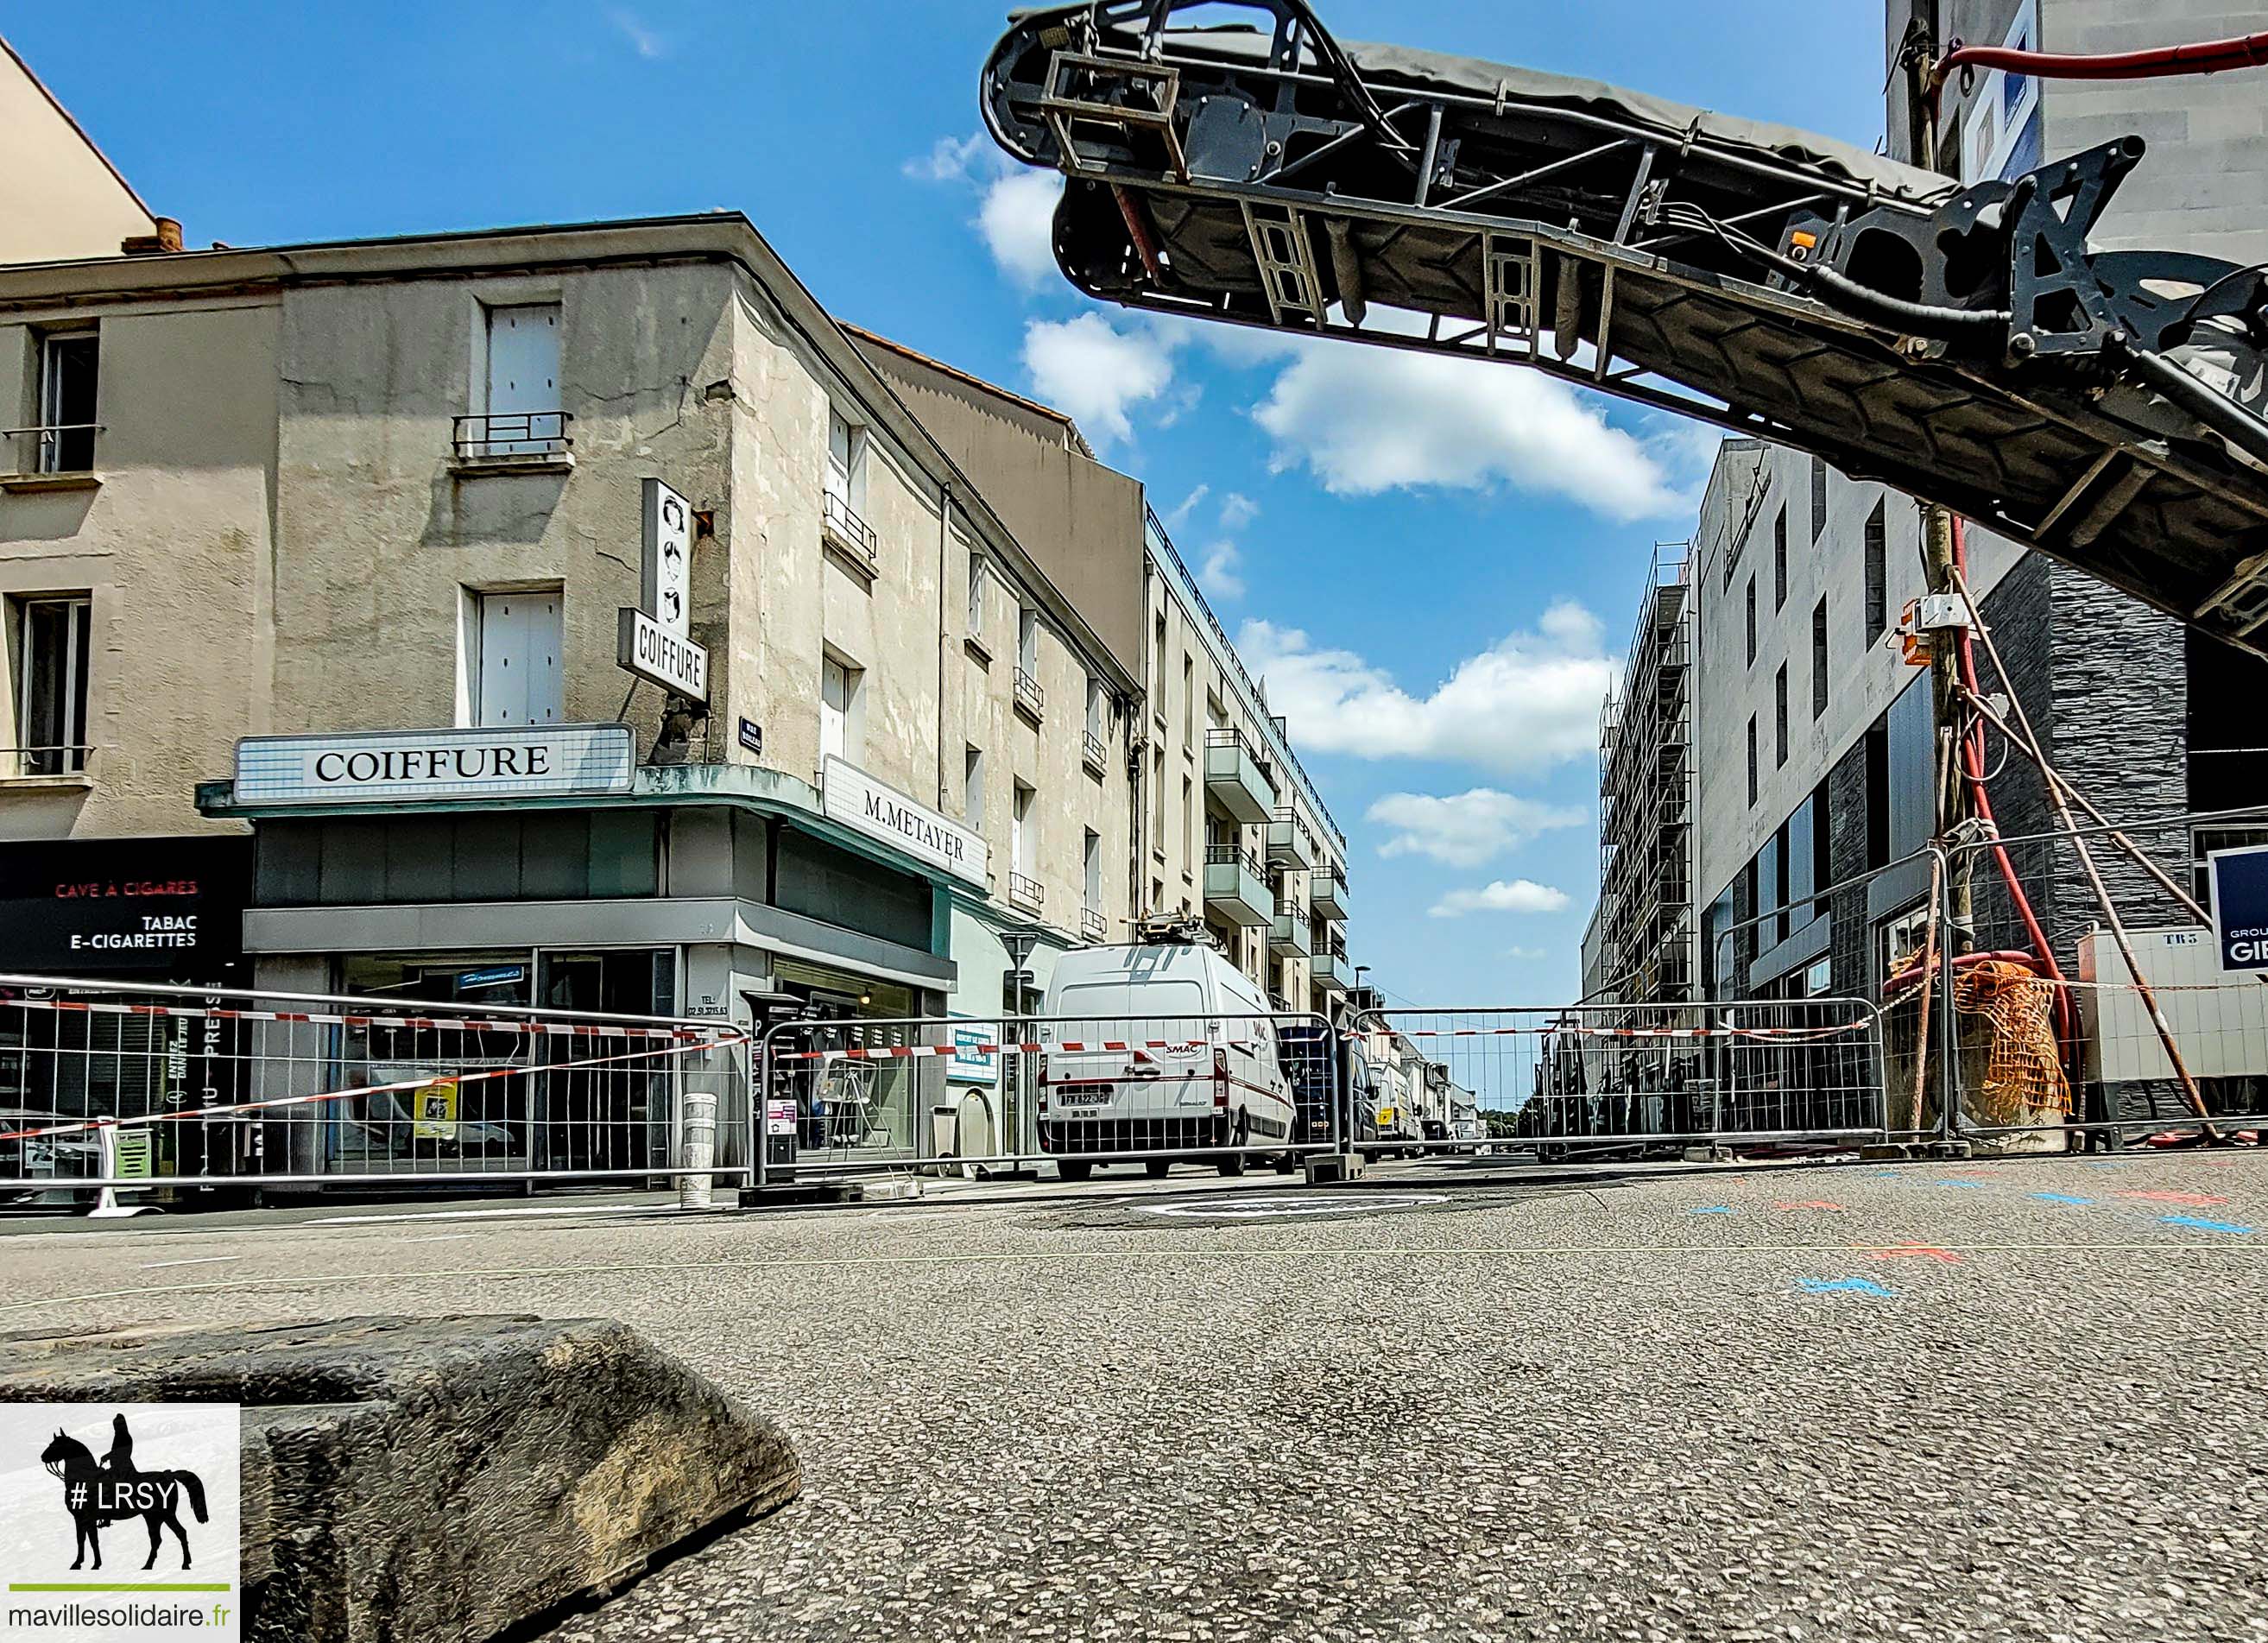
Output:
(678, 1086), (716, 1210)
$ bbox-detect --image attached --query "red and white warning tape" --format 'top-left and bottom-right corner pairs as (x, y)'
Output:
(0, 995), (731, 1043)
(0, 1036), (742, 1144)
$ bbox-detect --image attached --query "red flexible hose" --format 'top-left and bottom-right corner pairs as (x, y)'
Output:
(1930, 32), (2268, 92)
(1949, 518), (2074, 1050)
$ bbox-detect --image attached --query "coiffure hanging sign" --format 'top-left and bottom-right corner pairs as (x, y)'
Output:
(233, 724), (635, 806)
(821, 755), (989, 889)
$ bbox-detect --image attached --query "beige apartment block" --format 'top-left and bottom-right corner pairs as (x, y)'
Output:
(0, 37), (161, 266)
(1142, 512), (1352, 1024)
(0, 215), (1136, 1068)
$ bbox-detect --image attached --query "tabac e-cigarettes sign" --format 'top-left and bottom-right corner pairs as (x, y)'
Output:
(2208, 843), (2268, 970)
(617, 477), (709, 703)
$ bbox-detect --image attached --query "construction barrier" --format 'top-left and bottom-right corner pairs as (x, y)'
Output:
(1356, 999), (1888, 1159)
(0, 972), (750, 1202)
(755, 1009), (1343, 1182)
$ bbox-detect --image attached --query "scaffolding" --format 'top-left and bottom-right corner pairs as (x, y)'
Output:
(1595, 543), (1695, 1007)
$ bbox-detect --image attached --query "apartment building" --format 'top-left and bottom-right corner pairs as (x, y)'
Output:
(1624, 1), (2268, 1009)
(0, 38), (163, 265)
(0, 212), (1147, 1172)
(1585, 545), (1695, 1007)
(847, 329), (1361, 1027)
(1140, 510), (1355, 1024)
(845, 324), (1147, 1017)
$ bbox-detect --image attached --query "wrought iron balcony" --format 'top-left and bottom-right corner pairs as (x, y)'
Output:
(452, 411), (572, 460)
(1008, 869), (1044, 911)
(1082, 728), (1106, 772)
(821, 490), (879, 571)
(1014, 667), (1046, 721)
(1080, 906), (1107, 943)
(1, 423), (102, 477)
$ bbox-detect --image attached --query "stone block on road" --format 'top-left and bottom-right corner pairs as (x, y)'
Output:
(0, 1313), (799, 1643)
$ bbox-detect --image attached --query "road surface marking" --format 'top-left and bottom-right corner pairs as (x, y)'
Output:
(137, 1255), (239, 1270)
(15, 1239), (2268, 1315)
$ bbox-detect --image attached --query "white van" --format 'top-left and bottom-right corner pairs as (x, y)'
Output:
(1037, 937), (1297, 1180)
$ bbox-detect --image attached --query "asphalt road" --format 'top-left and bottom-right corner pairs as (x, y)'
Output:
(3, 1151), (2265, 1641)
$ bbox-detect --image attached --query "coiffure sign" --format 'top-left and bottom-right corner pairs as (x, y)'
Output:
(821, 755), (989, 889)
(233, 724), (635, 806)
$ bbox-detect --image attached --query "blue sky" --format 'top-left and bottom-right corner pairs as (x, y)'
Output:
(19, 1), (1889, 1006)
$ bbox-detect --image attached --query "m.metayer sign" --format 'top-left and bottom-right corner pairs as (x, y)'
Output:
(0, 836), (249, 975)
(233, 724), (635, 806)
(820, 755), (989, 889)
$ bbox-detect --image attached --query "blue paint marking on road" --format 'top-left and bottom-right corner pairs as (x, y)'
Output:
(1936, 1179), (1990, 1189)
(2161, 1215), (2257, 1234)
(2033, 1192), (2094, 1205)
(1798, 1278), (1896, 1298)
(1689, 1206), (1735, 1215)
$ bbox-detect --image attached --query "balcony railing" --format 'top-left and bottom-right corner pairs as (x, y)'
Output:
(1079, 906), (1107, 943)
(452, 411), (572, 460)
(1205, 843), (1265, 876)
(1082, 728), (1106, 771)
(1, 744), (91, 778)
(3, 424), (103, 477)
(1008, 869), (1044, 910)
(1014, 667), (1046, 720)
(821, 490), (880, 572)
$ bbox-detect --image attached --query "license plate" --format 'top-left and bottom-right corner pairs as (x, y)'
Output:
(1054, 1087), (1113, 1107)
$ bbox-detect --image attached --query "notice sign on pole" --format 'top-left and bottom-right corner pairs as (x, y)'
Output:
(617, 607), (709, 702)
(2209, 844), (2268, 970)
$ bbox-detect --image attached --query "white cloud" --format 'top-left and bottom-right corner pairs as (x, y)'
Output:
(1022, 313), (1176, 450)
(978, 169), (1063, 288)
(608, 7), (667, 58)
(1367, 788), (1584, 868)
(1429, 880), (1571, 919)
(1237, 603), (1614, 775)
(1503, 945), (1547, 961)
(1197, 541), (1247, 602)
(1247, 326), (1684, 520)
(1218, 491), (1260, 531)
(904, 133), (988, 182)
(1164, 484), (1210, 530)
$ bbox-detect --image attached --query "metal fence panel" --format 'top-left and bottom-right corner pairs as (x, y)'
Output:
(757, 1010), (1342, 1180)
(1365, 1000), (1887, 1159)
(1948, 806), (2268, 1146)
(0, 972), (749, 1198)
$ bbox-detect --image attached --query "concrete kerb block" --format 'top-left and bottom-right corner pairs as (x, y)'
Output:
(0, 1314), (800, 1643)
(1303, 1153), (1367, 1185)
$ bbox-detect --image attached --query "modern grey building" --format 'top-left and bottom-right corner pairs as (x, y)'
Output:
(1602, 0), (2268, 1014)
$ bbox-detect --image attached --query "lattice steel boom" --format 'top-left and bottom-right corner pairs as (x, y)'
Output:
(981, 0), (2268, 654)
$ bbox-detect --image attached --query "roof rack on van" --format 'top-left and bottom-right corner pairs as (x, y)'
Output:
(1133, 913), (1217, 949)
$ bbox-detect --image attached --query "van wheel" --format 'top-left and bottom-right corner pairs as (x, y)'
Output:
(1057, 1160), (1095, 1183)
(1216, 1113), (1250, 1177)
(1144, 1159), (1171, 1179)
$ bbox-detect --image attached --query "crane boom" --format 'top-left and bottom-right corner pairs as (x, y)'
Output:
(981, 0), (2268, 656)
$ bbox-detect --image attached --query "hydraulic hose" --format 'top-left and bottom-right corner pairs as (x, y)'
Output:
(1931, 31), (2268, 94)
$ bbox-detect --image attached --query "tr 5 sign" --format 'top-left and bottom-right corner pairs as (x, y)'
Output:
(2208, 844), (2268, 970)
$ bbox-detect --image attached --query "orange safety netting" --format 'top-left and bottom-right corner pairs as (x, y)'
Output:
(1953, 957), (2071, 1122)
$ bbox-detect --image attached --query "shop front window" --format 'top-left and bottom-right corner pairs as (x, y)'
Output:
(332, 949), (676, 1178)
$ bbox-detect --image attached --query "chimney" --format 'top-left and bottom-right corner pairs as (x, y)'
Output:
(120, 217), (183, 256)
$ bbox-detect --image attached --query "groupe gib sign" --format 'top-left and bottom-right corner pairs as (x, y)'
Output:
(616, 477), (709, 703)
(2209, 843), (2268, 970)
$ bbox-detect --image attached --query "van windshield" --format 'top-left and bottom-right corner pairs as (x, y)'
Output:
(1053, 978), (1206, 1031)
